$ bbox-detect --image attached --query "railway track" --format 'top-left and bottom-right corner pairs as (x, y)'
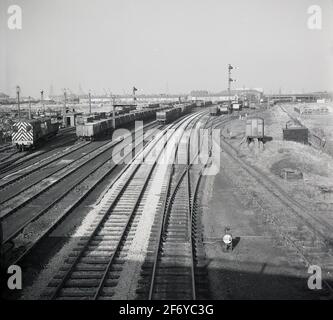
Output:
(2, 122), (162, 266)
(0, 121), (159, 204)
(0, 140), (122, 220)
(43, 111), (207, 300)
(217, 130), (333, 241)
(0, 140), (91, 195)
(213, 119), (333, 295)
(0, 144), (12, 153)
(147, 122), (198, 299)
(0, 129), (77, 175)
(136, 113), (213, 300)
(0, 148), (18, 162)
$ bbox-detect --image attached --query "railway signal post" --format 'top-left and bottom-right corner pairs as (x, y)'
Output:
(40, 90), (45, 114)
(133, 86), (138, 102)
(228, 64), (235, 114)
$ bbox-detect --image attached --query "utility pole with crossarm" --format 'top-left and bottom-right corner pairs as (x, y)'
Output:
(228, 64), (235, 114)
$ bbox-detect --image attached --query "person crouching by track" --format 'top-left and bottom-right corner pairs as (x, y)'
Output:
(222, 227), (233, 252)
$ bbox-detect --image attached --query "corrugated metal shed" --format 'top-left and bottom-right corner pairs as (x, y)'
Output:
(283, 122), (308, 144)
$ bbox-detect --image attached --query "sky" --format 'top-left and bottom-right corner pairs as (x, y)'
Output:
(0, 0), (333, 97)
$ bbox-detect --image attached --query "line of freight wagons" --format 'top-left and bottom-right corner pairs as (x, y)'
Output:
(76, 107), (170, 140)
(156, 103), (195, 124)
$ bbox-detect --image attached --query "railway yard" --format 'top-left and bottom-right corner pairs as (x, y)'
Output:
(0, 101), (333, 300)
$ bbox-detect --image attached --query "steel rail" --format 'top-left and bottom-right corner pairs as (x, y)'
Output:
(0, 134), (77, 175)
(49, 112), (201, 300)
(148, 112), (207, 300)
(0, 141), (91, 191)
(214, 120), (333, 240)
(0, 140), (121, 220)
(212, 119), (333, 296)
(2, 123), (161, 249)
(94, 113), (204, 299)
(6, 124), (163, 268)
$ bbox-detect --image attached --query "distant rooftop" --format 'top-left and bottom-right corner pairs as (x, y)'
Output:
(190, 89), (264, 97)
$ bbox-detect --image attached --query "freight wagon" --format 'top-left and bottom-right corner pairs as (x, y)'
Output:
(180, 103), (193, 115)
(156, 103), (194, 124)
(156, 107), (182, 124)
(219, 105), (229, 114)
(76, 108), (158, 140)
(195, 101), (204, 107)
(76, 119), (112, 140)
(210, 105), (220, 116)
(12, 118), (59, 151)
(232, 103), (241, 111)
(245, 117), (264, 143)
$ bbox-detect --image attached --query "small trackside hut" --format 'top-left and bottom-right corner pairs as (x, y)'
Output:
(283, 121), (309, 144)
(63, 112), (82, 127)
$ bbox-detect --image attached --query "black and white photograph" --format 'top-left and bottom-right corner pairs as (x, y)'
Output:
(0, 0), (333, 307)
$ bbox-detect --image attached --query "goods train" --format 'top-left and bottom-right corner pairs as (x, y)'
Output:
(12, 118), (60, 151)
(76, 108), (165, 140)
(156, 103), (194, 124)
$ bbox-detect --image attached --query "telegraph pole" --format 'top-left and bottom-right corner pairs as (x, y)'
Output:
(28, 96), (32, 119)
(228, 64), (234, 114)
(111, 93), (116, 129)
(88, 91), (92, 115)
(16, 86), (21, 119)
(63, 89), (67, 127)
